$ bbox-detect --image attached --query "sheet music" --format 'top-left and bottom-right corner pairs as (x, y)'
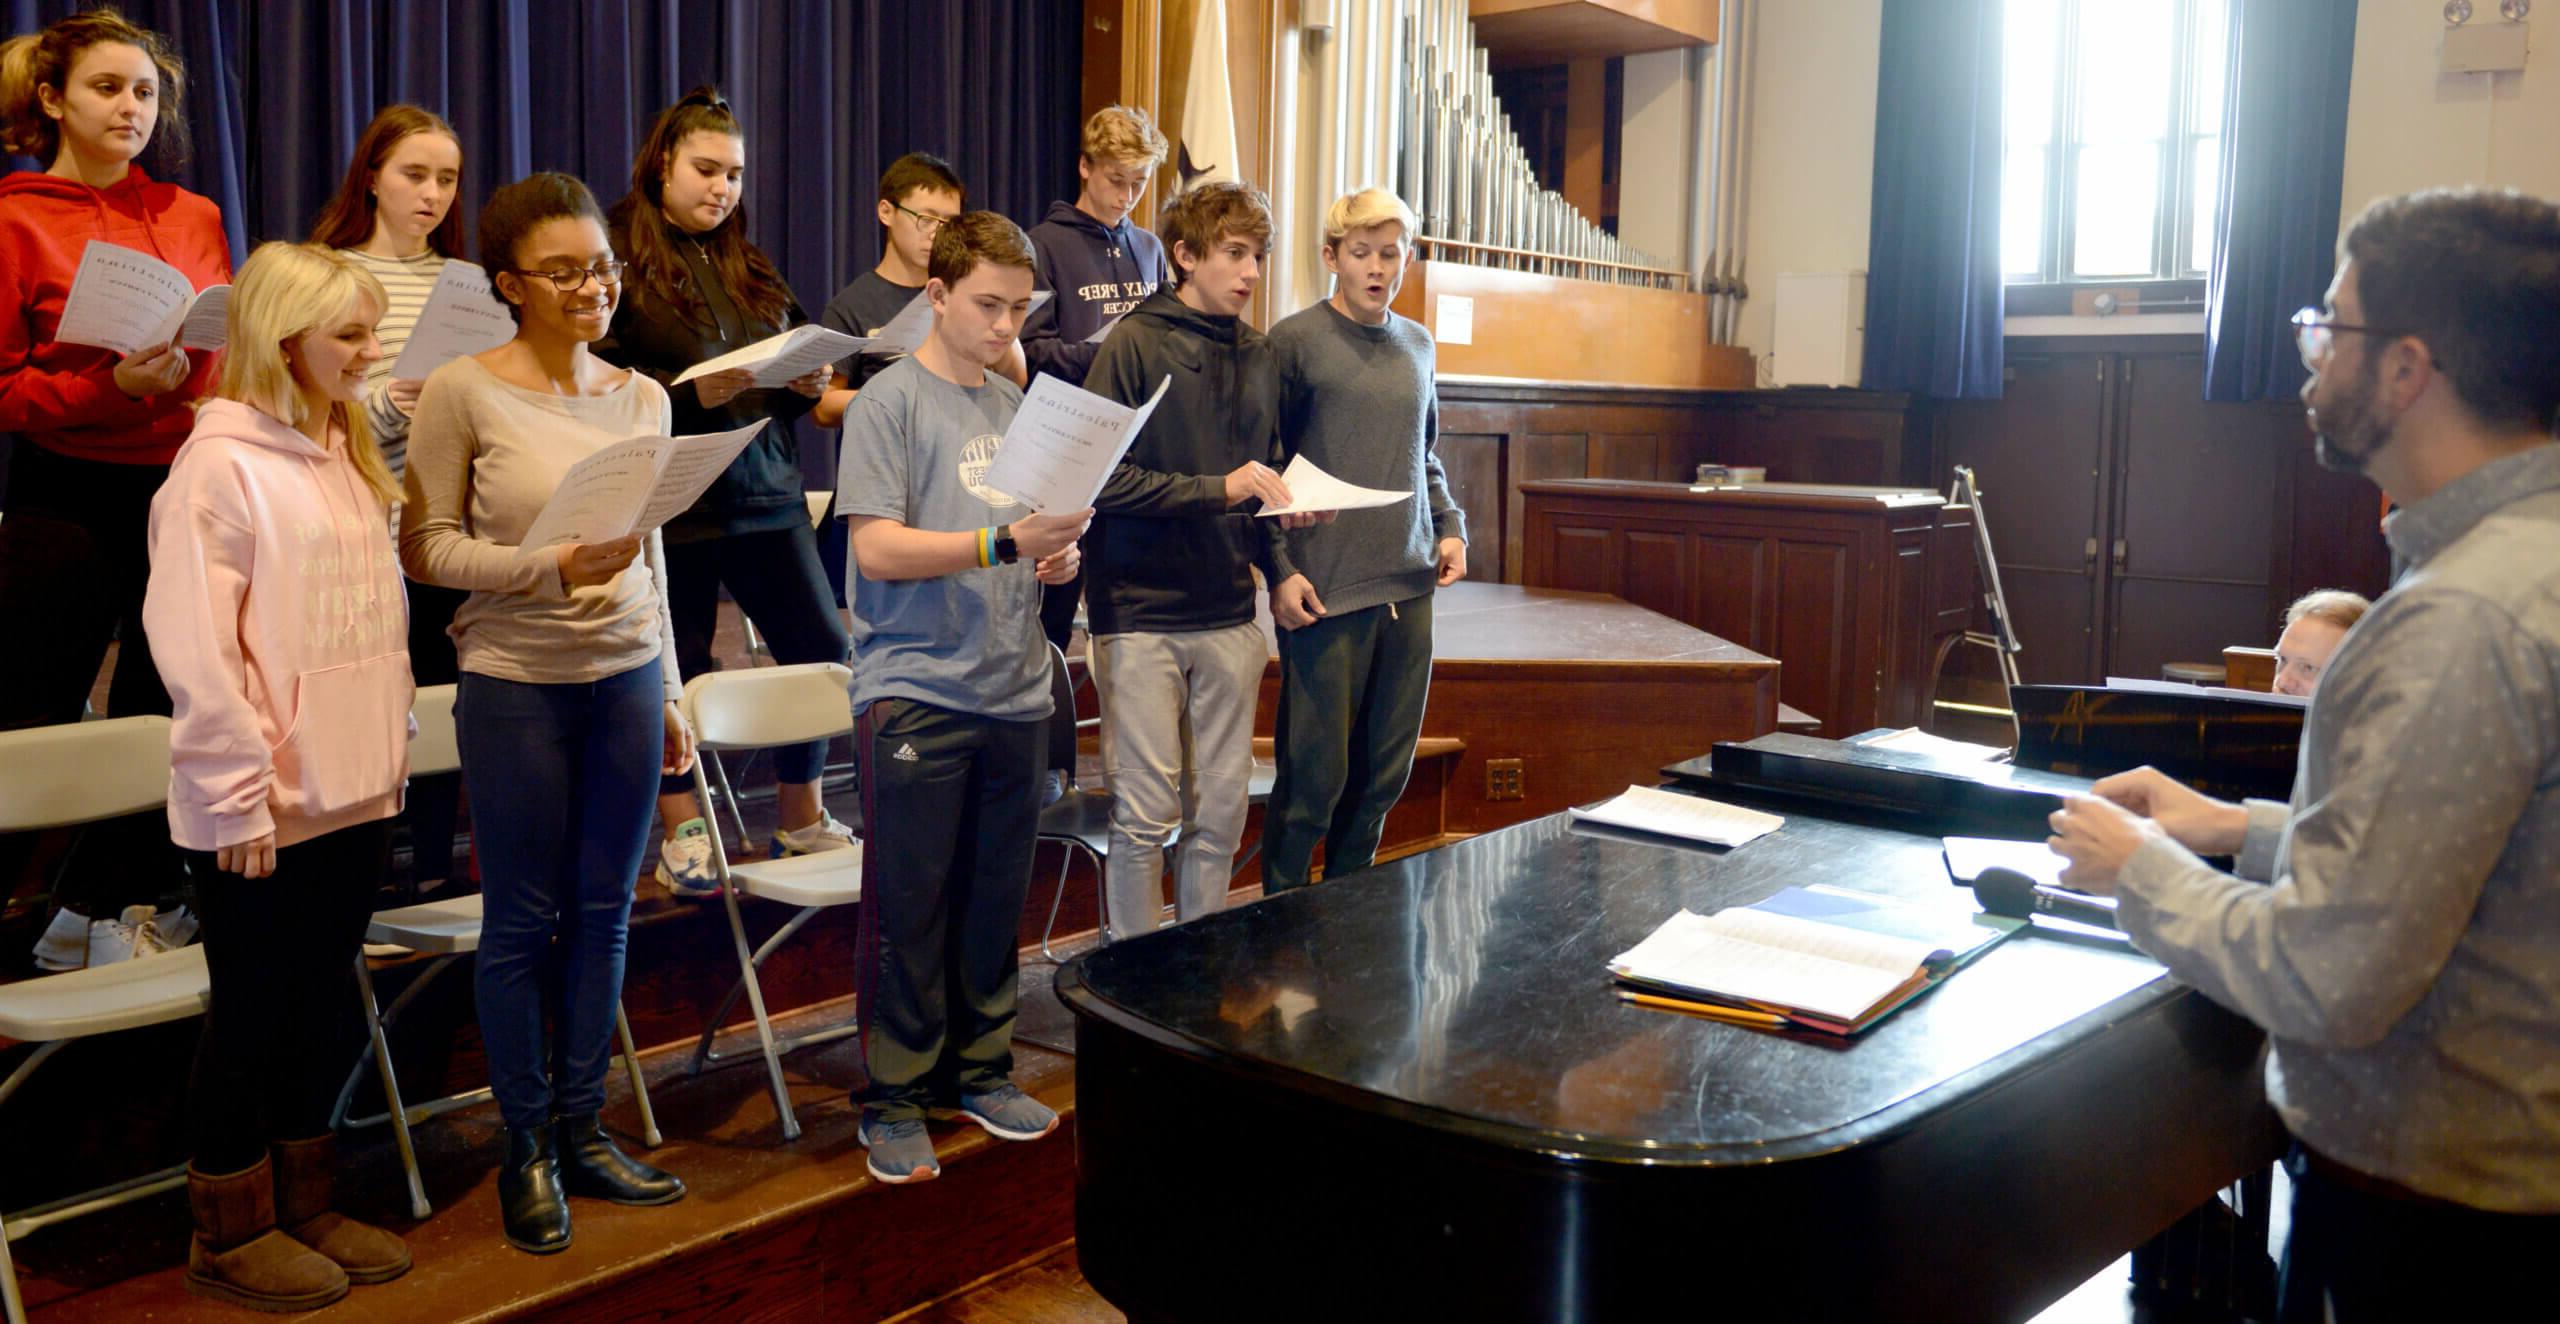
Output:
(1861, 727), (2008, 763)
(1255, 454), (1415, 517)
(977, 373), (1171, 514)
(1609, 910), (1910, 1024)
(673, 324), (862, 387)
(167, 285), (229, 350)
(513, 421), (767, 560)
(1567, 785), (1784, 848)
(1082, 310), (1127, 345)
(54, 241), (226, 355)
(2105, 676), (2309, 707)
(389, 262), (514, 379)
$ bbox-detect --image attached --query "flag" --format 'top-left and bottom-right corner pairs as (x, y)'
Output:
(1177, 0), (1240, 194)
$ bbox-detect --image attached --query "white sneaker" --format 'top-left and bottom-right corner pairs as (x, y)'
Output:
(770, 810), (857, 858)
(88, 905), (177, 967)
(656, 819), (721, 898)
(31, 909), (90, 972)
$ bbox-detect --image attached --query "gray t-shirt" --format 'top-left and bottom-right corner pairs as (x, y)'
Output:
(834, 356), (1049, 721)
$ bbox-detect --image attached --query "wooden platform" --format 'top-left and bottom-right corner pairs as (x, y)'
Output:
(1255, 580), (1781, 833)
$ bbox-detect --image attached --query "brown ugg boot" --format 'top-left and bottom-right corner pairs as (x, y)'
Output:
(273, 1134), (413, 1284)
(184, 1156), (348, 1312)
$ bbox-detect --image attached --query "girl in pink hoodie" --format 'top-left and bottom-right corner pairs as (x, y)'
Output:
(142, 241), (414, 1312)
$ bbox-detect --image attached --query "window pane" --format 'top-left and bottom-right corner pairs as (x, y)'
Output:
(2189, 136), (2221, 273)
(2192, 0), (2232, 133)
(2006, 0), (2062, 146)
(2076, 0), (2175, 144)
(2074, 142), (2161, 277)
(2006, 145), (2047, 276)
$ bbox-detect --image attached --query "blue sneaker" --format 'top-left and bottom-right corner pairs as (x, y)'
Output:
(858, 1115), (940, 1184)
(654, 819), (720, 899)
(958, 1084), (1058, 1142)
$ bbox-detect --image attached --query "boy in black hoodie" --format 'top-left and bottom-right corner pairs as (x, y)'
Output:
(1021, 105), (1174, 652)
(1082, 181), (1302, 942)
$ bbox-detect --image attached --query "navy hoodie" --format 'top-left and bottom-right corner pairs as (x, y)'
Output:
(1022, 200), (1170, 386)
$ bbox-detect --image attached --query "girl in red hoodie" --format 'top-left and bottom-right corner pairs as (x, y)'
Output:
(1, 7), (230, 962)
(143, 241), (414, 1311)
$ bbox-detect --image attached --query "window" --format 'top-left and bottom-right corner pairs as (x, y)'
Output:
(2003, 0), (2231, 285)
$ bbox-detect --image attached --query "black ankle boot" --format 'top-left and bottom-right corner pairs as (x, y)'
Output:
(554, 1113), (686, 1206)
(499, 1123), (572, 1254)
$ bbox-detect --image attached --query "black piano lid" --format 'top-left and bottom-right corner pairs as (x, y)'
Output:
(1057, 806), (2174, 1168)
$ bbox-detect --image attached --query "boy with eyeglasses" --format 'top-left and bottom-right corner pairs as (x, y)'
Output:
(815, 153), (968, 426)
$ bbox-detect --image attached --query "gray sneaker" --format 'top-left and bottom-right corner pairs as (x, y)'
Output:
(958, 1084), (1058, 1141)
(858, 1115), (940, 1184)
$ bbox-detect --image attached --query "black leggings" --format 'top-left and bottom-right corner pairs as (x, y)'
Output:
(184, 820), (390, 1174)
(0, 445), (179, 919)
(402, 578), (470, 885)
(659, 522), (849, 794)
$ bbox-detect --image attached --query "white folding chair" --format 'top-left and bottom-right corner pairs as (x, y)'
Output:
(0, 716), (200, 1324)
(679, 662), (861, 1143)
(329, 684), (661, 1219)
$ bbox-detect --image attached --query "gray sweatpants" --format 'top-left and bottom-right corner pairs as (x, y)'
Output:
(1090, 622), (1268, 942)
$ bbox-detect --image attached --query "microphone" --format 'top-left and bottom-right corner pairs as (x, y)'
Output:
(1971, 867), (2121, 932)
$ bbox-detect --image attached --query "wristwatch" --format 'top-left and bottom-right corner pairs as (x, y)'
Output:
(993, 526), (1020, 565)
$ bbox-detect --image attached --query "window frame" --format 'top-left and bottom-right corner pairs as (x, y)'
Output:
(2005, 0), (2229, 290)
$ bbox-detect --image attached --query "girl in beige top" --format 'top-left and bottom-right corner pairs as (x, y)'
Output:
(397, 172), (694, 1257)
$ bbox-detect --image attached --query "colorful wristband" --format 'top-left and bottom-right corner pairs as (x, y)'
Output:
(977, 526), (994, 569)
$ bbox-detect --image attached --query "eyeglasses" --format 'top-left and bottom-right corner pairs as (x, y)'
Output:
(509, 260), (627, 293)
(2290, 306), (2404, 368)
(893, 202), (958, 233)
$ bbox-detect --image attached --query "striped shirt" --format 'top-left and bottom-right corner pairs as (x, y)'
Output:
(338, 247), (447, 480)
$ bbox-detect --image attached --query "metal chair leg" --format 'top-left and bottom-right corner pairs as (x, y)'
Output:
(720, 878), (801, 1141)
(706, 750), (754, 853)
(613, 1002), (662, 1148)
(354, 957), (431, 1219)
(692, 906), (821, 1072)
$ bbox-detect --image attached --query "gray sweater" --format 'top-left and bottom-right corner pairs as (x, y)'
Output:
(1268, 301), (1465, 615)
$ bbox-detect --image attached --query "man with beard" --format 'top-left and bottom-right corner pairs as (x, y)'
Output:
(2045, 187), (2560, 1322)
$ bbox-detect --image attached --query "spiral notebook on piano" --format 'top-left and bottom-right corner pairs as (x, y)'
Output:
(1609, 884), (2022, 1035)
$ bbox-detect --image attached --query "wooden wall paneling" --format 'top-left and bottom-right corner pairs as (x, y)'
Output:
(1771, 534), (1856, 731)
(1691, 534), (1769, 654)
(2283, 412), (2394, 602)
(1508, 433), (1591, 583)
(1589, 432), (1666, 479)
(1437, 431), (1509, 583)
(1933, 350), (2110, 684)
(1619, 526), (1694, 622)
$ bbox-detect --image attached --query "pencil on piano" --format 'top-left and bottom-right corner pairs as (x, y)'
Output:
(1615, 989), (1789, 1028)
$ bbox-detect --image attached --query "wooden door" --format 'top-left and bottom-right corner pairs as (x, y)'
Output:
(2103, 354), (2287, 680)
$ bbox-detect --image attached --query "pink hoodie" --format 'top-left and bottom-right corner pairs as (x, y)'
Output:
(144, 398), (413, 850)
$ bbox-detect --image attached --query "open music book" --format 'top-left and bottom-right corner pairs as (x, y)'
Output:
(1568, 785), (1783, 848)
(54, 241), (229, 354)
(1610, 884), (2020, 1034)
(513, 422), (767, 561)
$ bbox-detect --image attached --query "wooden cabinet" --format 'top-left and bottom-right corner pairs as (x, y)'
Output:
(1520, 479), (1971, 736)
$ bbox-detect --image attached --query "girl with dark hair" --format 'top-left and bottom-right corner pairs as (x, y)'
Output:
(1, 5), (226, 970)
(400, 171), (694, 1255)
(595, 86), (851, 891)
(311, 103), (473, 895)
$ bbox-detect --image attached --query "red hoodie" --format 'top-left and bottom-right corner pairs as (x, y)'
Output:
(0, 165), (229, 466)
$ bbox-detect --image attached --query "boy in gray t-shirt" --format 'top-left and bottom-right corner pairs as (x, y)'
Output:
(834, 214), (1091, 1185)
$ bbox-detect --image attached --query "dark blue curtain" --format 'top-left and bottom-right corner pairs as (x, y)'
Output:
(2201, 0), (2356, 402)
(1860, 0), (2004, 400)
(5, 0), (1082, 314)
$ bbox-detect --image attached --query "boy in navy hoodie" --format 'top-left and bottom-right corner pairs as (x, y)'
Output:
(1021, 105), (1173, 651)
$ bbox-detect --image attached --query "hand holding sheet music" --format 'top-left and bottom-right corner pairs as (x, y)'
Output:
(1255, 454), (1414, 517)
(513, 421), (767, 561)
(673, 325), (863, 387)
(53, 241), (230, 354)
(977, 372), (1172, 515)
(388, 262), (515, 379)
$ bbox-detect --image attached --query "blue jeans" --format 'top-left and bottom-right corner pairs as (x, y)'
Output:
(456, 662), (663, 1129)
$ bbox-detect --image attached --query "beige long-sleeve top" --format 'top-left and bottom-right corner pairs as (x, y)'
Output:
(398, 354), (682, 701)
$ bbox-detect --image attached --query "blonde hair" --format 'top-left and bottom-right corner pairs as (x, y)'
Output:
(2283, 588), (2371, 632)
(0, 7), (188, 165)
(1322, 187), (1419, 248)
(1082, 104), (1168, 170)
(215, 243), (399, 509)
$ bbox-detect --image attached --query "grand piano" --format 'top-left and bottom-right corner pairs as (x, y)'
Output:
(1057, 733), (2287, 1321)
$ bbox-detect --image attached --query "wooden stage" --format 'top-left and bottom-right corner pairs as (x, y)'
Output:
(1, 584), (1784, 1320)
